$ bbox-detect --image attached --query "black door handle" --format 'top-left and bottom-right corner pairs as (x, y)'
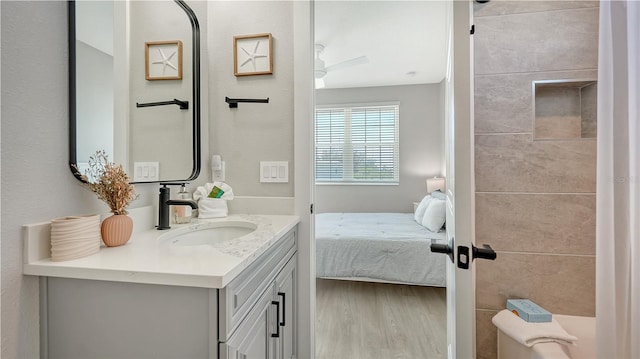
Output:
(458, 244), (497, 269)
(430, 237), (455, 263)
(271, 301), (280, 338)
(473, 244), (497, 261)
(277, 292), (286, 326)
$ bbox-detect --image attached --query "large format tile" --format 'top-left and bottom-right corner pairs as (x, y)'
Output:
(535, 87), (582, 139)
(475, 70), (597, 134)
(474, 1), (599, 17)
(476, 193), (595, 255)
(475, 134), (596, 193)
(476, 309), (499, 359)
(535, 116), (581, 139)
(476, 252), (595, 316)
(581, 83), (598, 138)
(475, 8), (599, 75)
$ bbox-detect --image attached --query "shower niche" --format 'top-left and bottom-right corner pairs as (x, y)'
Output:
(533, 80), (597, 140)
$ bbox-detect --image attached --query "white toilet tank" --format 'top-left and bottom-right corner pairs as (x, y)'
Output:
(497, 315), (595, 359)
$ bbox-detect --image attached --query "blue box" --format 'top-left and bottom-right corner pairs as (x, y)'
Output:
(506, 299), (551, 323)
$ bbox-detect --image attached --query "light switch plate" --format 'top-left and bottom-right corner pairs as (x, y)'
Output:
(260, 161), (288, 183)
(133, 162), (159, 182)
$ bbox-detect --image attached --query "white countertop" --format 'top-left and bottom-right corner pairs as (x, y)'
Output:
(23, 214), (300, 289)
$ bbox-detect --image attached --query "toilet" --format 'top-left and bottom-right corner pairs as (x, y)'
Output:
(497, 315), (596, 359)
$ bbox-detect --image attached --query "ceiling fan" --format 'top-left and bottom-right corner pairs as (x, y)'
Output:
(314, 44), (369, 88)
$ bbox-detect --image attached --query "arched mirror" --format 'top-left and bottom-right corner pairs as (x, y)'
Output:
(69, 0), (201, 183)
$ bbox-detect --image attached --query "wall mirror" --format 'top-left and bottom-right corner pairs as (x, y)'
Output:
(69, 0), (201, 183)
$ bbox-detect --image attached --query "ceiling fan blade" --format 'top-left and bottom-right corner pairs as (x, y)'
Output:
(325, 56), (369, 73)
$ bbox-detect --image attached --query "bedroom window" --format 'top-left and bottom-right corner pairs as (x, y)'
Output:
(315, 103), (399, 184)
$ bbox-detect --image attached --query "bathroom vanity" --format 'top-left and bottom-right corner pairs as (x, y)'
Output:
(24, 214), (299, 359)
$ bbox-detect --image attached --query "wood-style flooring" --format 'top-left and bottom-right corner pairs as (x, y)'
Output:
(316, 278), (447, 359)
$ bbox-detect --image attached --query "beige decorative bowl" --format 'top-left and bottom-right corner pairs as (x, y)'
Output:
(50, 214), (101, 261)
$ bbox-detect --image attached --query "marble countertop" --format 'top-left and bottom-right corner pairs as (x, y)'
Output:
(23, 214), (300, 288)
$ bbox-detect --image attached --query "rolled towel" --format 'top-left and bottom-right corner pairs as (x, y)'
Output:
(194, 182), (234, 201)
(194, 182), (233, 218)
(198, 198), (228, 218)
(492, 309), (578, 347)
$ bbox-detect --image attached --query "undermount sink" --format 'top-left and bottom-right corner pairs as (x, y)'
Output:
(164, 221), (258, 246)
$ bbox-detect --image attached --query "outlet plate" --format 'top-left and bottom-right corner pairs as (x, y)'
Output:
(212, 161), (225, 182)
(260, 161), (288, 183)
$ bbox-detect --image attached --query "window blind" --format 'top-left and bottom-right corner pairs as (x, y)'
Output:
(315, 104), (399, 184)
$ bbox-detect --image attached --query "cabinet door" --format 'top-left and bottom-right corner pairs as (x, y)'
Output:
(274, 256), (297, 359)
(221, 284), (277, 359)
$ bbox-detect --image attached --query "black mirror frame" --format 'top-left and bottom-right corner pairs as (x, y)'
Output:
(68, 0), (201, 184)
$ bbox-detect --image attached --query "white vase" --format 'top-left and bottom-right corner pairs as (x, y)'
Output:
(50, 214), (101, 261)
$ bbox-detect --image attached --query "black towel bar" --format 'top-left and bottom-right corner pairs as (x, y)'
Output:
(136, 99), (189, 110)
(225, 97), (269, 108)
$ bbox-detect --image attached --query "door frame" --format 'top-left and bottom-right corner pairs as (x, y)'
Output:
(293, 1), (316, 358)
(292, 1), (476, 358)
(448, 0), (476, 357)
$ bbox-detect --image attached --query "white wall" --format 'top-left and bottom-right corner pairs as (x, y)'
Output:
(0, 1), (207, 356)
(1, 0), (293, 355)
(208, 1), (295, 198)
(2, 2), (100, 356)
(315, 83), (445, 213)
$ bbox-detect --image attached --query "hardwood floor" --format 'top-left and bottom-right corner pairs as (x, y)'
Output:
(316, 279), (447, 359)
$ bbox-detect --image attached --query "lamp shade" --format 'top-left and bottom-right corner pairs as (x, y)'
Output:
(427, 177), (446, 193)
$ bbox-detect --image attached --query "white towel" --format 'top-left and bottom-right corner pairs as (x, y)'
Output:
(193, 182), (234, 218)
(193, 182), (234, 201)
(492, 309), (578, 347)
(197, 198), (228, 218)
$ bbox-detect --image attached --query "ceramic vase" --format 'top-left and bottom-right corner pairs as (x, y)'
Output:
(50, 214), (101, 261)
(101, 214), (133, 247)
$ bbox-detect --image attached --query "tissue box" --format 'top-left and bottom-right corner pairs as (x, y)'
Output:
(506, 299), (551, 323)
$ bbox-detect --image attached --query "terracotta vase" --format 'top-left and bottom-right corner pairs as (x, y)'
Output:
(101, 214), (133, 247)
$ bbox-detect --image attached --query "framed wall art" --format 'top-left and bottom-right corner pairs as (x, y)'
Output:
(145, 40), (183, 80)
(233, 33), (273, 76)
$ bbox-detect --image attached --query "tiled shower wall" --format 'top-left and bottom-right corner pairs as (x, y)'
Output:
(472, 2), (599, 358)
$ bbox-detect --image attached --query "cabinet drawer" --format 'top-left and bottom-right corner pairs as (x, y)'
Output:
(219, 280), (275, 359)
(219, 227), (296, 341)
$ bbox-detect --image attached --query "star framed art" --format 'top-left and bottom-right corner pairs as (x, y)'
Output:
(145, 40), (183, 80)
(233, 33), (273, 76)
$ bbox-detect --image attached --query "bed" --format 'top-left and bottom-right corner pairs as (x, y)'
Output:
(315, 213), (447, 287)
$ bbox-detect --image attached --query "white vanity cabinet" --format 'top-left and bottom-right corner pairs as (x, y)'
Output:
(219, 228), (297, 359)
(39, 226), (297, 359)
(220, 256), (297, 359)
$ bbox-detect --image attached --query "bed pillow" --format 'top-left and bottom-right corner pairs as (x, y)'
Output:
(422, 198), (446, 232)
(431, 190), (446, 200)
(414, 195), (433, 223)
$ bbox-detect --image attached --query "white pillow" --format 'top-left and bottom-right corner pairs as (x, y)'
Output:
(414, 195), (433, 223)
(422, 198), (446, 232)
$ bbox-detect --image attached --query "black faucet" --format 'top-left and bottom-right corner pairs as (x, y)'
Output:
(157, 183), (198, 230)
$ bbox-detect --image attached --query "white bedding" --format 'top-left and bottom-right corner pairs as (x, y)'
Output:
(316, 213), (447, 286)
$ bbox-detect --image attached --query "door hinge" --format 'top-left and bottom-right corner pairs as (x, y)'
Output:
(470, 25), (475, 35)
(310, 204), (314, 214)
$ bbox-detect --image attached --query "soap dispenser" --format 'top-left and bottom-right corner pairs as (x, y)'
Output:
(173, 184), (193, 224)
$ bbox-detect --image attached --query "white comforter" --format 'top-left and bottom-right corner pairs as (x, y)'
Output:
(316, 213), (447, 286)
